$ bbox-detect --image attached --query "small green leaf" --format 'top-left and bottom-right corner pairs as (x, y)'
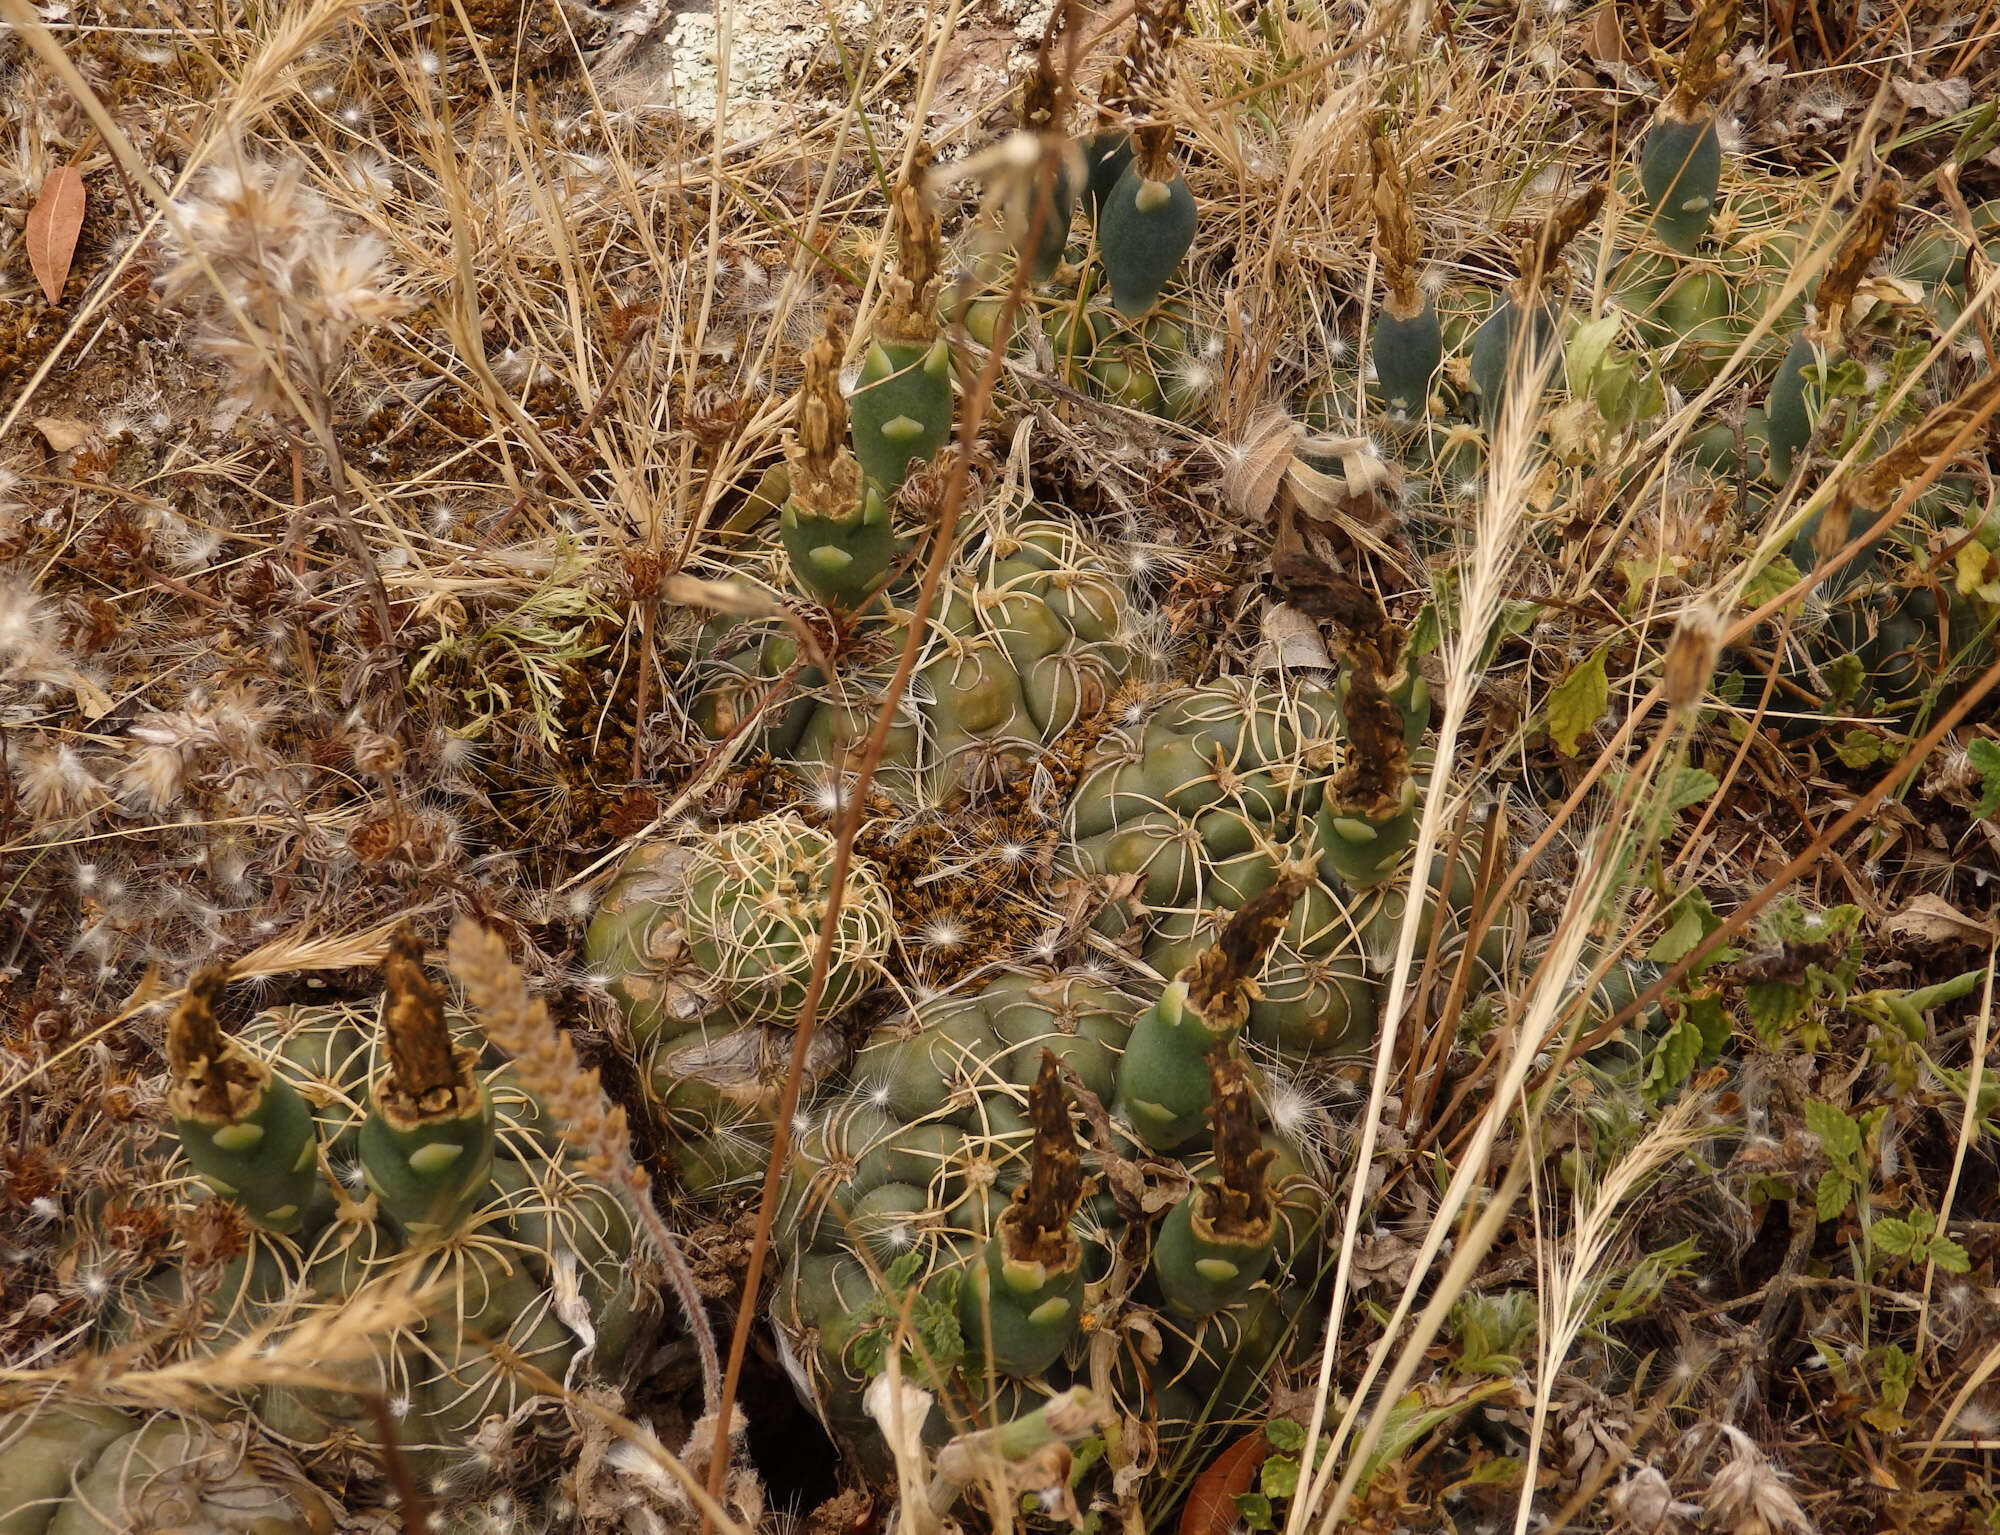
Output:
(1967, 739), (2000, 819)
(1261, 1455), (1301, 1501)
(1649, 903), (1709, 964)
(1871, 1217), (1917, 1257)
(1822, 653), (1867, 710)
(1743, 554), (1802, 608)
(1833, 728), (1889, 768)
(1663, 768), (1720, 813)
(1642, 1017), (1703, 1102)
(1546, 649), (1610, 757)
(1805, 1100), (1862, 1164)
(1263, 1419), (1307, 1455)
(1929, 1236), (1972, 1274)
(1816, 1169), (1857, 1224)
(1409, 602), (1441, 658)
(1234, 1493), (1276, 1531)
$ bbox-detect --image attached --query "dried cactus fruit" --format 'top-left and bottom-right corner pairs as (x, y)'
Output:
(783, 308), (900, 607)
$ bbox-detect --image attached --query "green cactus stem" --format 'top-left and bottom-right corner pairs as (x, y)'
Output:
(782, 308), (900, 607)
(358, 929), (496, 1237)
(1640, 113), (1723, 255)
(851, 152), (954, 492)
(1015, 27), (1080, 281)
(166, 968), (324, 1234)
(1765, 178), (1900, 482)
(1098, 124), (1196, 320)
(1369, 131), (1441, 416)
(1471, 182), (1604, 428)
(961, 1054), (1087, 1376)
(1152, 1057), (1277, 1315)
(1084, 129), (1133, 219)
(1638, 0), (1736, 253)
(1118, 868), (1311, 1150)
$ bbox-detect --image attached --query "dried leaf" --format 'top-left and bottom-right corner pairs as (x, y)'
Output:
(1583, 6), (1632, 66)
(1890, 77), (1972, 118)
(26, 166), (86, 305)
(1220, 409), (1302, 522)
(32, 417), (93, 453)
(1882, 894), (1998, 947)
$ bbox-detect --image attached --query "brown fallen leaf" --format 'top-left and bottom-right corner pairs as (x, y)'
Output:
(1883, 894), (1998, 948)
(27, 165), (87, 305)
(31, 417), (94, 453)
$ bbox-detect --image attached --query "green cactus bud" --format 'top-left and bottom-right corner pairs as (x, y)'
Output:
(166, 969), (324, 1234)
(961, 1055), (1086, 1376)
(1098, 160), (1196, 320)
(850, 337), (955, 493)
(1765, 332), (1818, 481)
(1640, 112), (1723, 253)
(1468, 297), (1561, 427)
(782, 308), (904, 608)
(1084, 130), (1134, 219)
(1374, 297), (1442, 417)
(1150, 1058), (1277, 1315)
(1119, 871), (1311, 1150)
(358, 931), (495, 1237)
(1019, 151), (1080, 281)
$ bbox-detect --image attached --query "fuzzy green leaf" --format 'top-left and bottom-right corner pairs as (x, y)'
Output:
(1968, 739), (2000, 819)
(1816, 1169), (1858, 1224)
(1261, 1455), (1301, 1501)
(1743, 555), (1802, 609)
(1929, 1236), (1972, 1274)
(1641, 1017), (1703, 1103)
(1805, 1099), (1862, 1165)
(1234, 1493), (1276, 1531)
(1546, 649), (1610, 757)
(1264, 1418), (1307, 1454)
(1871, 1217), (1917, 1257)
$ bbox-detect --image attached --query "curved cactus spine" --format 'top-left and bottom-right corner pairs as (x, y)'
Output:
(1152, 1057), (1276, 1315)
(782, 308), (901, 607)
(1638, 0), (1736, 253)
(1118, 869), (1311, 1150)
(961, 1055), (1087, 1376)
(166, 968), (325, 1234)
(1369, 130), (1441, 416)
(357, 930), (495, 1237)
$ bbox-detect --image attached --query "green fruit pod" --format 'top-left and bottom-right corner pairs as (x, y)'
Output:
(165, 971), (326, 1235)
(1639, 112), (1723, 254)
(849, 337), (954, 493)
(1151, 1187), (1276, 1316)
(780, 479), (899, 608)
(1373, 296), (1442, 416)
(1098, 161), (1196, 319)
(1019, 151), (1080, 282)
(1084, 130), (1134, 219)
(1468, 297), (1560, 428)
(1765, 332), (1818, 481)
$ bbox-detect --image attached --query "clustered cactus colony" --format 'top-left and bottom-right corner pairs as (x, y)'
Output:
(2, 935), (658, 1531)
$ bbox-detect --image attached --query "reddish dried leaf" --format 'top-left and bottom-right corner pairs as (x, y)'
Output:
(27, 166), (87, 305)
(1177, 1429), (1271, 1535)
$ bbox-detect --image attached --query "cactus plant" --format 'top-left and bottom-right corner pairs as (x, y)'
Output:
(1470, 184), (1604, 428)
(0, 1407), (335, 1535)
(1094, 0), (1197, 319)
(781, 309), (902, 608)
(1369, 130), (1441, 417)
(96, 935), (657, 1498)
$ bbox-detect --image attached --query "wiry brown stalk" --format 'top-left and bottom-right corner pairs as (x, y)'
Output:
(1007, 1052), (1086, 1267)
(442, 921), (721, 1408)
(1369, 129), (1424, 319)
(1666, 0), (1739, 117)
